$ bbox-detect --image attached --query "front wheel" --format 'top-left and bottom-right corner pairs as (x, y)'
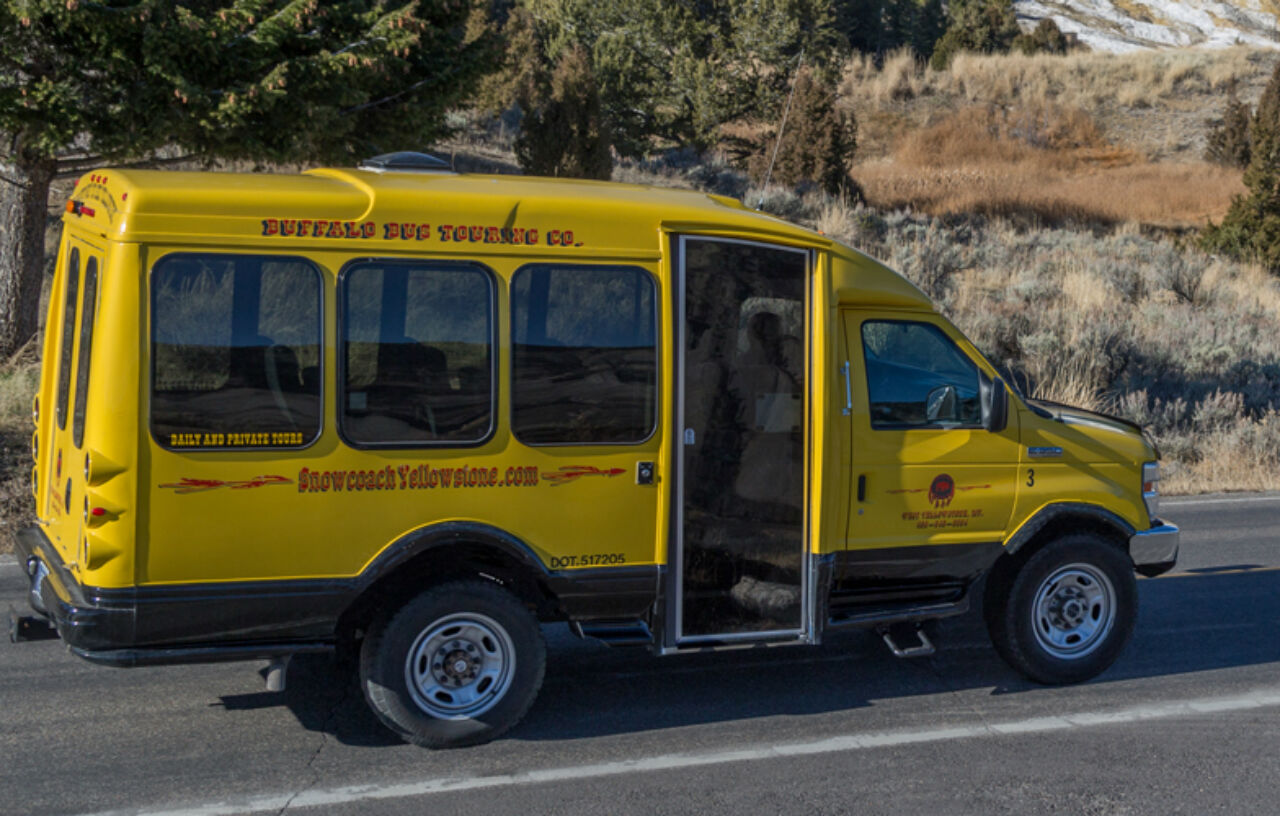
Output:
(360, 580), (546, 748)
(984, 534), (1137, 685)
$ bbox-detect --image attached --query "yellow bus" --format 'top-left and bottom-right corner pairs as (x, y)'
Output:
(15, 152), (1178, 748)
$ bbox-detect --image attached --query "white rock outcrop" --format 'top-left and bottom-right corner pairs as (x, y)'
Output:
(1016, 0), (1280, 52)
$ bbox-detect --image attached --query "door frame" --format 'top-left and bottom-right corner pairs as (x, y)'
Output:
(666, 234), (816, 647)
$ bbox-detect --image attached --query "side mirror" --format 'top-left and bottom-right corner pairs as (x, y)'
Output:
(981, 375), (1008, 432)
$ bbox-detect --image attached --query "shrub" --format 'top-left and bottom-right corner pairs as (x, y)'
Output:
(1204, 80), (1253, 169)
(1012, 19), (1076, 56)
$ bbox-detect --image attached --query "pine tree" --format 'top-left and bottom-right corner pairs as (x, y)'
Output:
(929, 0), (1021, 70)
(834, 0), (946, 60)
(0, 1), (495, 357)
(1201, 63), (1280, 271)
(525, 0), (840, 156)
(749, 67), (858, 197)
(515, 46), (612, 179)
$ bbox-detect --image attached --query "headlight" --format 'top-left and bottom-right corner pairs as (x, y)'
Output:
(1142, 461), (1160, 522)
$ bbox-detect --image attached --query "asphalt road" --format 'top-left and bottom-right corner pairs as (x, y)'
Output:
(2, 494), (1279, 816)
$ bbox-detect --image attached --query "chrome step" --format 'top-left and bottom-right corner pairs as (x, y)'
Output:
(879, 624), (935, 658)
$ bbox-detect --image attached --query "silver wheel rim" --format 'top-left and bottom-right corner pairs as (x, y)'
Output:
(404, 612), (516, 720)
(1031, 562), (1116, 659)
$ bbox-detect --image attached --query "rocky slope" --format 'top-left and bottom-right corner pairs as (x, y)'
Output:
(1017, 0), (1280, 51)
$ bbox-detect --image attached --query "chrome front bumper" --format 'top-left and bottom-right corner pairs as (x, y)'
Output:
(1129, 520), (1179, 577)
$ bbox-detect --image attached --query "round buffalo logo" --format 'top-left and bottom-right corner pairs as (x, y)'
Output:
(928, 473), (955, 508)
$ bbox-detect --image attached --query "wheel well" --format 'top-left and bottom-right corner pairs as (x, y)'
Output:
(1002, 513), (1130, 571)
(336, 541), (556, 659)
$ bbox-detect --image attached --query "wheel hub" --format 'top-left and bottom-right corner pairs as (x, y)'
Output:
(1031, 563), (1117, 659)
(435, 642), (481, 686)
(405, 613), (517, 719)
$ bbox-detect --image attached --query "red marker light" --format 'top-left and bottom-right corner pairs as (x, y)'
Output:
(91, 507), (106, 517)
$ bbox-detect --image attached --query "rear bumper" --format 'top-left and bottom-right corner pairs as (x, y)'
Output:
(14, 526), (133, 653)
(14, 526), (331, 666)
(1129, 520), (1179, 577)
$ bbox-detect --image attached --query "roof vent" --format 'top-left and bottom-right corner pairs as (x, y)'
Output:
(358, 151), (453, 173)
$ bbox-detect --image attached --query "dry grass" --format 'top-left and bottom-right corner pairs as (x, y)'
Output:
(0, 344), (39, 554)
(843, 45), (1269, 116)
(841, 46), (1278, 165)
(853, 104), (1245, 227)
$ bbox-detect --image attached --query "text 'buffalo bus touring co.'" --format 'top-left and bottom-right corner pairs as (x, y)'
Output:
(14, 152), (1178, 748)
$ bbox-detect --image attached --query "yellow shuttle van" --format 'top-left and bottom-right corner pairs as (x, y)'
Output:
(15, 152), (1178, 748)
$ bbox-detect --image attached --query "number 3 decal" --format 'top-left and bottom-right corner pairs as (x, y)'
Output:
(1026, 468), (1035, 487)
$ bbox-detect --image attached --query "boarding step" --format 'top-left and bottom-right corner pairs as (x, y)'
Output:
(572, 619), (653, 646)
(878, 623), (935, 658)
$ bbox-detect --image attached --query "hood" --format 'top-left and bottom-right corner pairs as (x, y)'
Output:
(1024, 399), (1157, 464)
(1027, 399), (1143, 435)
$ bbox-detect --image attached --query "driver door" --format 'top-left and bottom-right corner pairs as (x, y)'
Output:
(842, 311), (1020, 553)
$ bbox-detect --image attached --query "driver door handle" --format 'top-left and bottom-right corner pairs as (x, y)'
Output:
(841, 361), (852, 416)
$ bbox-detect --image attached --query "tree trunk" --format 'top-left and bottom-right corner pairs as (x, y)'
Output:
(0, 158), (55, 359)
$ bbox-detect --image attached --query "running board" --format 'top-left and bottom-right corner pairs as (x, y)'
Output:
(571, 620), (653, 646)
(827, 597), (968, 630)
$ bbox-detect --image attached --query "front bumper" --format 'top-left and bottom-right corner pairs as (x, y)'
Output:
(1129, 520), (1179, 577)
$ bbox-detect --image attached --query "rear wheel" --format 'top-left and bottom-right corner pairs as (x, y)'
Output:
(360, 580), (545, 748)
(984, 533), (1137, 685)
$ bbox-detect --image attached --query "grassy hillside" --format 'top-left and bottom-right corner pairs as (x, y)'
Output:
(844, 46), (1274, 227)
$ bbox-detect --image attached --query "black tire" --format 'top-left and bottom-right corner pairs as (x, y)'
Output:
(983, 533), (1137, 685)
(360, 580), (546, 748)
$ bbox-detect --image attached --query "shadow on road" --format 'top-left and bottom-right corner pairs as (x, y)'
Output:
(219, 568), (1280, 747)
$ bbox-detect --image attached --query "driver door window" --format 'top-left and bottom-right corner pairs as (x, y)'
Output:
(861, 321), (982, 428)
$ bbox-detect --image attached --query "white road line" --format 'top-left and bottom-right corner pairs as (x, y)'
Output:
(78, 687), (1280, 816)
(1163, 495), (1280, 507)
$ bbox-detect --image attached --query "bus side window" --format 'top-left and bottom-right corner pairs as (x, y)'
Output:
(340, 260), (494, 447)
(510, 264), (657, 445)
(150, 254), (322, 449)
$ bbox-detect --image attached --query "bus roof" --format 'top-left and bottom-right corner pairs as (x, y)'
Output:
(64, 166), (931, 309)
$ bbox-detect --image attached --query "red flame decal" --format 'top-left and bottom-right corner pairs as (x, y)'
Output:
(159, 475), (292, 494)
(541, 466), (626, 486)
